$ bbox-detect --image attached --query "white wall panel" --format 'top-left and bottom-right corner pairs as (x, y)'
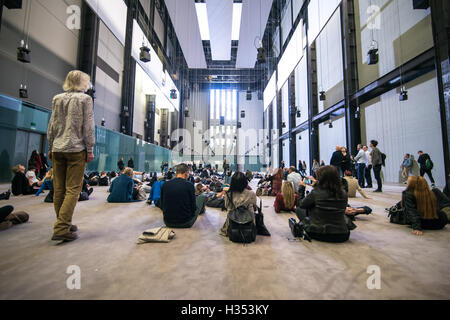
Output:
(86, 0), (127, 45)
(308, 0), (342, 43)
(361, 72), (445, 187)
(316, 8), (344, 112)
(264, 72), (277, 111)
(295, 56), (309, 126)
(319, 116), (346, 165)
(282, 140), (290, 167)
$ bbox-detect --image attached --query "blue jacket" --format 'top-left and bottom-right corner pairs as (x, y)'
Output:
(148, 180), (164, 202)
(402, 157), (412, 168)
(36, 179), (53, 196)
(107, 174), (135, 203)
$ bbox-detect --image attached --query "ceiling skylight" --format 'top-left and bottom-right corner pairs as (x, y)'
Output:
(195, 2), (210, 41)
(231, 3), (242, 41)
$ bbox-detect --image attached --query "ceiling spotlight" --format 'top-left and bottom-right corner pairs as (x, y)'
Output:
(281, 122), (286, 128)
(399, 87), (408, 101)
(139, 44), (151, 63)
(237, 122), (242, 129)
(319, 91), (326, 101)
(19, 84), (28, 98)
(367, 41), (379, 65)
(296, 109), (301, 118)
(257, 46), (266, 64)
(184, 108), (190, 117)
(241, 110), (246, 118)
(299, 135), (302, 140)
(17, 40), (31, 63)
(329, 122), (333, 129)
(246, 89), (252, 101)
(101, 118), (106, 127)
(170, 89), (177, 99)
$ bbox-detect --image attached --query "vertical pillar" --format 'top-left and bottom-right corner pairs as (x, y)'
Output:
(120, 0), (137, 136)
(77, 2), (99, 85)
(307, 40), (319, 171)
(289, 73), (297, 167)
(430, 0), (450, 177)
(341, 0), (361, 155)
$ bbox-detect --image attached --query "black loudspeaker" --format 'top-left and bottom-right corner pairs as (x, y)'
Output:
(399, 90), (408, 101)
(319, 91), (326, 101)
(413, 0), (429, 9)
(257, 47), (266, 64)
(240, 110), (245, 118)
(220, 116), (225, 125)
(17, 44), (31, 63)
(139, 46), (151, 62)
(367, 48), (379, 65)
(19, 85), (28, 98)
(246, 91), (252, 101)
(237, 122), (242, 129)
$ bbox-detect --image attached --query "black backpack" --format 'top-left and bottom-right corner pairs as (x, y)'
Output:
(381, 152), (387, 167)
(226, 193), (256, 244)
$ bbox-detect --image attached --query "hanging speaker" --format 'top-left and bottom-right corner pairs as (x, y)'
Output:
(367, 48), (379, 65)
(246, 91), (252, 101)
(240, 110), (245, 118)
(140, 45), (151, 62)
(17, 40), (31, 63)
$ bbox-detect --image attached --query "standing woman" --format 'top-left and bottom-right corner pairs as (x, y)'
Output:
(341, 147), (352, 175)
(128, 157), (135, 169)
(47, 70), (95, 242)
(270, 168), (283, 196)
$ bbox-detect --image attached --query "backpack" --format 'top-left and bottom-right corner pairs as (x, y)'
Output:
(44, 189), (54, 203)
(226, 193), (256, 244)
(381, 152), (387, 167)
(425, 158), (434, 170)
(386, 201), (407, 225)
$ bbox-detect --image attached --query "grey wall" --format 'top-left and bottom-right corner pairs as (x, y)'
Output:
(94, 21), (124, 132)
(0, 0), (81, 109)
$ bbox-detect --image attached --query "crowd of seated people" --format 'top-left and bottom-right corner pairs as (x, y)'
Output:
(4, 158), (449, 242)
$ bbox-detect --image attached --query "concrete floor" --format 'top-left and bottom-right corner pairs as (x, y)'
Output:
(0, 181), (449, 300)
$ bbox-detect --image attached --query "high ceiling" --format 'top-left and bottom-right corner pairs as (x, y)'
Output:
(165, 0), (273, 70)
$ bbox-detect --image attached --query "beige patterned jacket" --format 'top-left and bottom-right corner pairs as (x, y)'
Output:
(47, 92), (95, 154)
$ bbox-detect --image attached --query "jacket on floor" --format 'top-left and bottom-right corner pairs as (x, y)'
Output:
(107, 174), (135, 203)
(298, 185), (349, 235)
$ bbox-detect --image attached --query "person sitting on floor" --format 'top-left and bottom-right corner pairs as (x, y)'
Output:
(107, 168), (138, 203)
(269, 168), (283, 196)
(35, 168), (54, 196)
(219, 172), (257, 236)
(0, 205), (29, 231)
(295, 165), (351, 243)
(160, 163), (198, 229)
(245, 170), (254, 182)
(147, 178), (164, 207)
(343, 171), (370, 199)
(11, 164), (38, 196)
(98, 171), (109, 186)
(195, 183), (209, 216)
(287, 166), (302, 193)
(402, 176), (448, 236)
(26, 166), (43, 189)
(274, 181), (298, 213)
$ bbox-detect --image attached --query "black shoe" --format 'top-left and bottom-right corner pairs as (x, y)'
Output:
(373, 189), (382, 193)
(88, 188), (94, 196)
(365, 185), (373, 189)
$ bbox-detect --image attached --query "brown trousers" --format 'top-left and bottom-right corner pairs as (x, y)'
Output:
(52, 151), (86, 236)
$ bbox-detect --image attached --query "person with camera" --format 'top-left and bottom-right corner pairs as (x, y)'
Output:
(294, 166), (351, 243)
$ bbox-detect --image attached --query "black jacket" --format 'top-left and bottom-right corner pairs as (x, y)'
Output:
(341, 154), (351, 172)
(11, 172), (35, 196)
(127, 159), (134, 168)
(117, 160), (124, 170)
(402, 189), (448, 231)
(417, 153), (431, 169)
(161, 178), (197, 224)
(298, 185), (349, 235)
(330, 151), (344, 167)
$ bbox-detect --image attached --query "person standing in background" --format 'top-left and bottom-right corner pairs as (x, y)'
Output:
(363, 145), (373, 189)
(341, 147), (352, 176)
(118, 157), (125, 172)
(370, 140), (383, 192)
(354, 144), (367, 188)
(401, 153), (413, 184)
(128, 157), (134, 169)
(47, 70), (95, 242)
(330, 146), (344, 176)
(417, 151), (435, 188)
(280, 160), (285, 170)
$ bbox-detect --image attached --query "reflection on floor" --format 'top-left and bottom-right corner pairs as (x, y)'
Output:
(0, 181), (449, 300)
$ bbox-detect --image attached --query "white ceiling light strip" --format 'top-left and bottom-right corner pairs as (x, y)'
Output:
(231, 3), (243, 41)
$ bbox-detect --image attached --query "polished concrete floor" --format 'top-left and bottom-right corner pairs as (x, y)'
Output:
(0, 180), (449, 300)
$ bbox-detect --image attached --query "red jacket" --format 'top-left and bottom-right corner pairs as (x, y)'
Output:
(274, 193), (298, 213)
